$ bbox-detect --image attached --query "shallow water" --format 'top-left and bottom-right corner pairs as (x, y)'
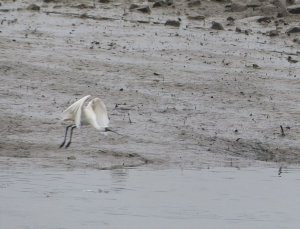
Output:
(0, 163), (300, 229)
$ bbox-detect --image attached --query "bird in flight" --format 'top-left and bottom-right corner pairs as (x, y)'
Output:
(59, 95), (118, 148)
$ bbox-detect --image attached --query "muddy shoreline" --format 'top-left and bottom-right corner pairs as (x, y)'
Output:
(0, 0), (300, 169)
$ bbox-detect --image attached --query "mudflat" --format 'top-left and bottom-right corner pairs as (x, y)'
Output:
(1, 0), (300, 169)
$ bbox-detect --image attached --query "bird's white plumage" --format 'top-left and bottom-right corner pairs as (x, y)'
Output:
(86, 98), (109, 128)
(62, 95), (90, 128)
(62, 95), (109, 130)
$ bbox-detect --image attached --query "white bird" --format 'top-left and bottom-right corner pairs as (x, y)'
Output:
(59, 95), (118, 148)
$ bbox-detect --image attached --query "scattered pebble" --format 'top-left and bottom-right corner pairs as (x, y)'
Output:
(287, 56), (298, 64)
(287, 4), (300, 14)
(211, 21), (224, 30)
(187, 15), (205, 20)
(229, 2), (247, 12)
(293, 38), (300, 44)
(153, 1), (165, 8)
(137, 6), (151, 14)
(253, 64), (260, 69)
(129, 4), (139, 10)
(73, 4), (94, 9)
(247, 0), (262, 8)
(235, 27), (252, 35)
(188, 1), (201, 7)
(265, 30), (279, 37)
(286, 27), (300, 35)
(257, 16), (273, 24)
(153, 0), (173, 7)
(27, 4), (40, 11)
(226, 16), (235, 26)
(165, 20), (180, 27)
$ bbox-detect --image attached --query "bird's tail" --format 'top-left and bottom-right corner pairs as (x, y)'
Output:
(105, 127), (122, 135)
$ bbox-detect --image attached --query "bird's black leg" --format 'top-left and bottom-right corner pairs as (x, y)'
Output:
(65, 125), (76, 148)
(59, 124), (74, 148)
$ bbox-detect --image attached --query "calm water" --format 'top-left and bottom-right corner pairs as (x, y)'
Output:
(0, 163), (300, 229)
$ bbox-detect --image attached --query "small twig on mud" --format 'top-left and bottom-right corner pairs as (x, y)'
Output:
(280, 125), (285, 136)
(44, 11), (117, 21)
(128, 112), (132, 124)
(278, 166), (282, 176)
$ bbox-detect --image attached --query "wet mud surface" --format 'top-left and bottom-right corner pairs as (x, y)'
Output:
(1, 0), (300, 169)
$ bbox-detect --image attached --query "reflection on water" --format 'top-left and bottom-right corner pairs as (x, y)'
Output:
(0, 163), (300, 229)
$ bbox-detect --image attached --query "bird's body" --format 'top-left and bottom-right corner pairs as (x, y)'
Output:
(62, 95), (109, 131)
(59, 95), (112, 148)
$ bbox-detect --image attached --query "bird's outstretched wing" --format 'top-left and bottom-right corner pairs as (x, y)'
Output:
(89, 98), (109, 128)
(62, 95), (91, 128)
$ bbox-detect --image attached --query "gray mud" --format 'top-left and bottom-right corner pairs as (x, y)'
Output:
(1, 0), (300, 169)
